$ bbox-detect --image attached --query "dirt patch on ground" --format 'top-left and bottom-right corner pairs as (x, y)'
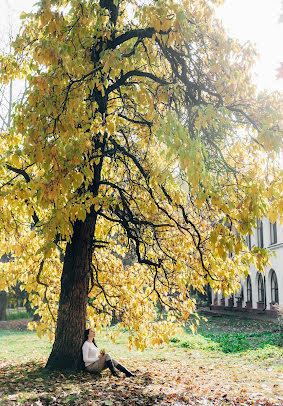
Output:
(0, 318), (31, 331)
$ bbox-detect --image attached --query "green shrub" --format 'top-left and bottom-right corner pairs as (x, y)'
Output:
(169, 337), (181, 343)
(180, 341), (193, 348)
(202, 330), (282, 353)
(7, 311), (32, 321)
(218, 333), (250, 353)
(176, 335), (219, 351)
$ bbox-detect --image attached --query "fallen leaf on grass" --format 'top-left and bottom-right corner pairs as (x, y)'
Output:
(0, 359), (281, 406)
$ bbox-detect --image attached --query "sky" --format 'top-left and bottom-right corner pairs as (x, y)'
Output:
(217, 0), (283, 92)
(0, 0), (282, 93)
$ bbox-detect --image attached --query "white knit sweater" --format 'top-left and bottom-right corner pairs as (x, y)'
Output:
(82, 340), (100, 367)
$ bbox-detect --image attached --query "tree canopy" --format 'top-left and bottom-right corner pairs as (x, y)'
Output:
(0, 0), (282, 368)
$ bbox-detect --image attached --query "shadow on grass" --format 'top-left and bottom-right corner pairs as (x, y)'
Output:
(0, 360), (160, 406)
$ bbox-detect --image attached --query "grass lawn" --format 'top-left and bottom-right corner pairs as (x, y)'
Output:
(0, 314), (282, 405)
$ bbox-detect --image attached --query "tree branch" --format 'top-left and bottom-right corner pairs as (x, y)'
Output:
(106, 70), (172, 95)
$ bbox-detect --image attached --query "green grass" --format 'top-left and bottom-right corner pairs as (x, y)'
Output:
(0, 330), (52, 360)
(192, 313), (280, 335)
(6, 311), (32, 321)
(0, 314), (282, 367)
(179, 315), (283, 358)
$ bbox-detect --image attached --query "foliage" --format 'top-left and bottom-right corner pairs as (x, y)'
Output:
(202, 331), (282, 353)
(169, 337), (180, 343)
(170, 330), (282, 354)
(179, 314), (283, 353)
(0, 0), (282, 354)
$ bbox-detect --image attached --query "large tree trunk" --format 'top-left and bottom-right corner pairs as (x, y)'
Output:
(0, 291), (7, 321)
(46, 214), (97, 370)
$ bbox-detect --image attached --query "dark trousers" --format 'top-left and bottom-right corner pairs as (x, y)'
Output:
(86, 353), (118, 373)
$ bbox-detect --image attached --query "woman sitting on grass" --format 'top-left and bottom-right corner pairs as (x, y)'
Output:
(82, 328), (134, 377)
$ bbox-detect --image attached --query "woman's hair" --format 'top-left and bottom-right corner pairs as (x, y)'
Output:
(84, 329), (97, 347)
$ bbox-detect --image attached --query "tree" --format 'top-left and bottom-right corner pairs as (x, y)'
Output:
(0, 0), (282, 370)
(0, 291), (7, 321)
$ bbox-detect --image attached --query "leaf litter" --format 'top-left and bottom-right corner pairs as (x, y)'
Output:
(0, 358), (282, 405)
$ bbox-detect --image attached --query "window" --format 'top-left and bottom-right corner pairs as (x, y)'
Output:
(247, 275), (252, 302)
(213, 292), (218, 305)
(258, 274), (265, 303)
(271, 270), (279, 304)
(270, 221), (277, 245)
(246, 234), (251, 250)
(236, 286), (243, 302)
(256, 219), (264, 248)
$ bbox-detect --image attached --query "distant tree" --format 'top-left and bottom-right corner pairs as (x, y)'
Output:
(0, 0), (282, 370)
(0, 13), (27, 321)
(0, 291), (7, 321)
(0, 254), (10, 320)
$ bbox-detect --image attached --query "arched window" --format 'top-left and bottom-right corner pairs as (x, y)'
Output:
(258, 274), (265, 303)
(214, 291), (218, 305)
(246, 234), (251, 250)
(241, 285), (244, 299)
(247, 275), (252, 302)
(237, 286), (244, 301)
(228, 293), (234, 306)
(270, 221), (277, 245)
(257, 219), (264, 248)
(271, 270), (279, 304)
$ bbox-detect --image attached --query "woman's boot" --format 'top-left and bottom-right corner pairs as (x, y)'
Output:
(106, 359), (120, 377)
(116, 363), (134, 377)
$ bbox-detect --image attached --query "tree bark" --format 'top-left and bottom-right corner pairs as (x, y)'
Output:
(46, 213), (97, 370)
(0, 291), (7, 321)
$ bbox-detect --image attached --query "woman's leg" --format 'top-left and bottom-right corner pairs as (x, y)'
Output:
(104, 354), (119, 376)
(86, 354), (110, 373)
(111, 358), (118, 368)
(116, 362), (134, 377)
(87, 354), (120, 377)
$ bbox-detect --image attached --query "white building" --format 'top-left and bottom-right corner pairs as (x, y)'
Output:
(211, 218), (282, 314)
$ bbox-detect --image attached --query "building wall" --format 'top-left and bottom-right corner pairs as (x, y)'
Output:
(211, 218), (282, 312)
